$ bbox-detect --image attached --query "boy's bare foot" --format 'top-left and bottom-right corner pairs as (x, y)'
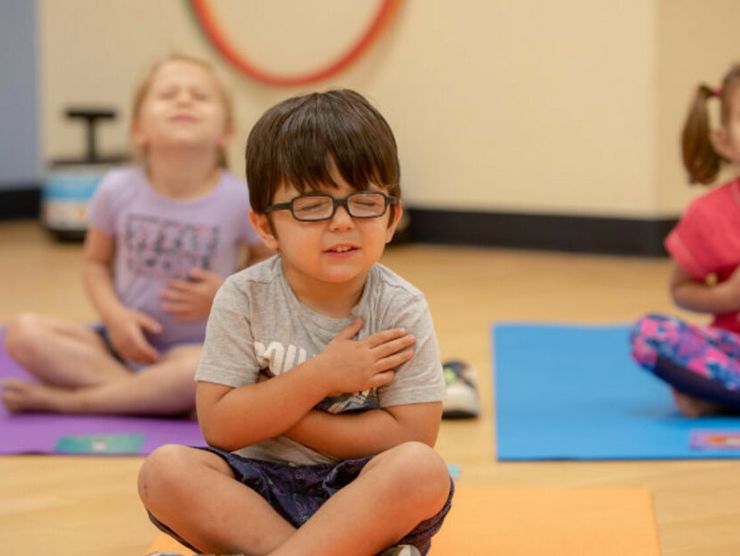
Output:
(1, 379), (70, 413)
(671, 389), (723, 417)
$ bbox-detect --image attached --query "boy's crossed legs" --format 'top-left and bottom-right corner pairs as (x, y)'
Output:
(139, 441), (452, 555)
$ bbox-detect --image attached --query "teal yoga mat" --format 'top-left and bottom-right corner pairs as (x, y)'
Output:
(494, 323), (740, 460)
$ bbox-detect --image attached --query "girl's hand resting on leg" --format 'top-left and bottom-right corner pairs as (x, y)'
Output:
(107, 309), (162, 364)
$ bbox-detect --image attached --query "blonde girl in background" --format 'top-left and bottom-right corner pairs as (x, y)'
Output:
(1, 54), (270, 416)
(631, 63), (740, 417)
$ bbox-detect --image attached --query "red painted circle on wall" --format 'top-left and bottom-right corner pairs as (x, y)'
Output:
(190, 0), (401, 87)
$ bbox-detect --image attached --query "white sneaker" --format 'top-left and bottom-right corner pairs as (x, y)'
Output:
(442, 359), (480, 418)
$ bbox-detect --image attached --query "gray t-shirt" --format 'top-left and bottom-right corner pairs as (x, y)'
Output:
(197, 256), (445, 465)
(88, 166), (261, 351)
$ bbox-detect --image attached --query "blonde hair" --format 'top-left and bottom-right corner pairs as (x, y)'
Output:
(130, 53), (234, 168)
(681, 63), (740, 185)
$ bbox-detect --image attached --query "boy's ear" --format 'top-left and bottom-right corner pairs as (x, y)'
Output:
(385, 201), (404, 244)
(249, 210), (279, 251)
(711, 128), (735, 160)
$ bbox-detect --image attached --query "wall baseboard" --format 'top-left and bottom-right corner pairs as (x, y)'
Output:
(0, 184), (40, 220)
(405, 208), (676, 256)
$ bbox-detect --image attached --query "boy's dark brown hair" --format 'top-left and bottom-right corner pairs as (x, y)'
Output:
(682, 63), (740, 185)
(245, 89), (400, 216)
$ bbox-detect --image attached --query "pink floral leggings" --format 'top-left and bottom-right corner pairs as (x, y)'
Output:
(630, 314), (740, 403)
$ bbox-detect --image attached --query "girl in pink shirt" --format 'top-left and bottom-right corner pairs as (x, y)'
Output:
(631, 63), (740, 417)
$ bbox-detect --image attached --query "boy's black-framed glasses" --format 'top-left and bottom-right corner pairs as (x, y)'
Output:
(265, 191), (397, 222)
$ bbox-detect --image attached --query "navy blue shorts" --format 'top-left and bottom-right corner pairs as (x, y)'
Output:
(149, 446), (455, 555)
(91, 324), (127, 364)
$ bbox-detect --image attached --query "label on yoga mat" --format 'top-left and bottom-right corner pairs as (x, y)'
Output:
(689, 430), (740, 451)
(447, 463), (460, 479)
(54, 433), (144, 454)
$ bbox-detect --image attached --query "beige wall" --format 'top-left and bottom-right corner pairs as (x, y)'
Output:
(40, 0), (740, 219)
(656, 0), (740, 216)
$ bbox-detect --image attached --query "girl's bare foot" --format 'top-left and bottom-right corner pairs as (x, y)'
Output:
(672, 389), (723, 417)
(1, 379), (71, 413)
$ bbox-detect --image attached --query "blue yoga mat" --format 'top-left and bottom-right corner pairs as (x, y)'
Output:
(494, 322), (740, 460)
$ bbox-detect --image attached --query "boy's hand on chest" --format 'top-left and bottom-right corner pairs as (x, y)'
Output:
(318, 318), (416, 394)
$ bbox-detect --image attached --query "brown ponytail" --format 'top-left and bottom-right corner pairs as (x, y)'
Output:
(681, 64), (740, 185)
(681, 84), (722, 184)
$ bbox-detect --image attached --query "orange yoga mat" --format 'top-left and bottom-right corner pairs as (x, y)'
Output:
(146, 485), (660, 555)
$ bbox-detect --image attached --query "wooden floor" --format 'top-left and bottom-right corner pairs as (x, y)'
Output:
(1, 219), (738, 555)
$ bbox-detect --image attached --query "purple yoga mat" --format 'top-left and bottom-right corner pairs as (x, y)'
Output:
(0, 328), (204, 455)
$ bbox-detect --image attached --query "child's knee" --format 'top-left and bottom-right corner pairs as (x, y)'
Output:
(5, 313), (42, 360)
(385, 442), (450, 500)
(138, 444), (191, 505)
(165, 345), (202, 376)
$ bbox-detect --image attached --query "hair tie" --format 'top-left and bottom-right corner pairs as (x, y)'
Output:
(714, 87), (723, 97)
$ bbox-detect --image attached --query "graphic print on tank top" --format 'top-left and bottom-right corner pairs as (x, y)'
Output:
(124, 214), (220, 279)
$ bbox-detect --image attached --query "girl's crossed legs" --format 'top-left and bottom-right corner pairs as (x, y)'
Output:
(630, 313), (740, 416)
(2, 312), (199, 416)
